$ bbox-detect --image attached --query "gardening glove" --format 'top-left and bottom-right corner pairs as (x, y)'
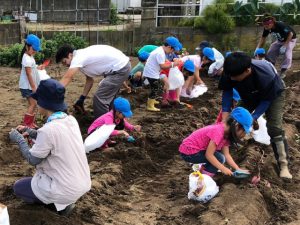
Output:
(279, 46), (287, 55)
(9, 129), (26, 144)
(73, 95), (86, 113)
(127, 136), (136, 143)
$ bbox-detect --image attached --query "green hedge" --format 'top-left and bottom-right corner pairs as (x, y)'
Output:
(0, 32), (88, 67)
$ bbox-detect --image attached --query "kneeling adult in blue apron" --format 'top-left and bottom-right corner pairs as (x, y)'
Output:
(56, 45), (131, 118)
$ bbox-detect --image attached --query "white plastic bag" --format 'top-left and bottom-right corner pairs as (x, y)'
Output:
(32, 68), (51, 86)
(252, 116), (270, 145)
(188, 171), (219, 203)
(84, 124), (116, 153)
(0, 203), (10, 225)
(181, 85), (208, 98)
(168, 67), (185, 90)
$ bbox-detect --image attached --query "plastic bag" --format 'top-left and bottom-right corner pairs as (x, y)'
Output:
(181, 85), (208, 98)
(84, 124), (116, 153)
(0, 203), (10, 225)
(252, 116), (270, 145)
(168, 67), (184, 90)
(32, 68), (51, 86)
(188, 171), (219, 203)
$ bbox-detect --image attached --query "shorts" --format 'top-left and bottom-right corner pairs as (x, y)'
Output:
(20, 89), (32, 98)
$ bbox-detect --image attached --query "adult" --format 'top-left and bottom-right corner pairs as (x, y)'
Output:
(256, 14), (297, 79)
(219, 52), (292, 179)
(9, 79), (91, 216)
(56, 45), (131, 118)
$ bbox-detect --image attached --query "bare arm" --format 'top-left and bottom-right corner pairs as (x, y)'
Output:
(205, 141), (230, 173)
(222, 146), (239, 170)
(159, 60), (180, 70)
(25, 67), (36, 92)
(60, 67), (80, 87)
(221, 112), (230, 122)
(256, 36), (266, 49)
(82, 75), (94, 97)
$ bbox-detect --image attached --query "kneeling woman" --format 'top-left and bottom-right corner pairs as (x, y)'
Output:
(9, 79), (91, 216)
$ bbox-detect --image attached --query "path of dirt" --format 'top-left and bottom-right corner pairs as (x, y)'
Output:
(0, 60), (299, 225)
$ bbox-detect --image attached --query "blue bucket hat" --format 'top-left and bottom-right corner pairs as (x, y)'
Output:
(254, 48), (266, 56)
(165, 36), (180, 51)
(25, 34), (41, 52)
(233, 88), (241, 102)
(183, 60), (195, 73)
(230, 107), (253, 134)
(203, 47), (215, 61)
(138, 51), (150, 62)
(31, 79), (67, 112)
(113, 97), (133, 118)
(199, 41), (210, 50)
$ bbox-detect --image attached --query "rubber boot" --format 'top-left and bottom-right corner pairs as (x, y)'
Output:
(271, 135), (292, 179)
(147, 99), (160, 112)
(153, 99), (160, 105)
(23, 114), (38, 129)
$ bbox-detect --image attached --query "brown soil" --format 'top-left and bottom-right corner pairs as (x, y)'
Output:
(0, 60), (300, 225)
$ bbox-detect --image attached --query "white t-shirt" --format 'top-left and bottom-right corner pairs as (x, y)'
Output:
(30, 115), (91, 210)
(208, 48), (225, 75)
(143, 46), (166, 79)
(181, 55), (201, 68)
(69, 45), (129, 77)
(19, 53), (37, 90)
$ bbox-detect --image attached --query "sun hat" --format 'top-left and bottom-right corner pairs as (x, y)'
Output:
(183, 60), (195, 73)
(165, 36), (180, 51)
(230, 107), (253, 134)
(254, 48), (266, 56)
(138, 51), (150, 62)
(203, 47), (215, 61)
(25, 34), (41, 52)
(113, 97), (133, 118)
(31, 79), (67, 112)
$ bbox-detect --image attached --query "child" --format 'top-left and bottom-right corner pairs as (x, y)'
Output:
(19, 34), (44, 128)
(123, 51), (150, 93)
(254, 48), (277, 73)
(215, 88), (240, 123)
(160, 59), (195, 106)
(198, 41), (224, 77)
(179, 107), (253, 177)
(87, 97), (141, 147)
(143, 36), (181, 112)
(9, 79), (91, 216)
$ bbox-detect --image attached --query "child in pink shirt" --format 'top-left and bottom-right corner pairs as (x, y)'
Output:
(179, 107), (252, 177)
(88, 97), (141, 145)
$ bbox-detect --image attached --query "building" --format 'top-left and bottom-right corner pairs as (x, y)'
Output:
(0, 0), (110, 23)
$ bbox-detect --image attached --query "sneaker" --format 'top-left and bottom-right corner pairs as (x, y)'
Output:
(58, 203), (75, 217)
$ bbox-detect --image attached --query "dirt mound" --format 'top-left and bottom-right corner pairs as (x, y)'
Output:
(0, 65), (299, 225)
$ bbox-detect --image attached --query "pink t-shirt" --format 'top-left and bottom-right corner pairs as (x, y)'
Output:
(179, 123), (230, 155)
(87, 110), (134, 135)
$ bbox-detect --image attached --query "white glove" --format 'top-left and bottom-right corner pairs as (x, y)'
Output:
(280, 46), (287, 55)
